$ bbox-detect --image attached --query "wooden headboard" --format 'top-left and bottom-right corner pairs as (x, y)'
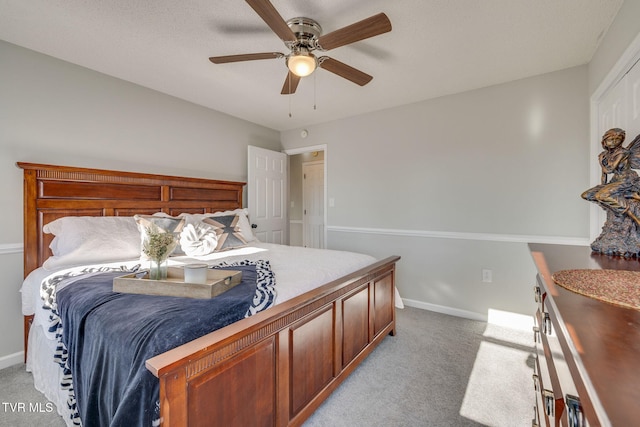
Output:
(17, 162), (245, 278)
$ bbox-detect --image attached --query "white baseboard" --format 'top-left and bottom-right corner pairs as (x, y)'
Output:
(403, 298), (488, 322)
(402, 299), (534, 331)
(0, 351), (24, 370)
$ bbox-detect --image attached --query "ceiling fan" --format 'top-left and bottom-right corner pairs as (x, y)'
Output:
(209, 0), (392, 95)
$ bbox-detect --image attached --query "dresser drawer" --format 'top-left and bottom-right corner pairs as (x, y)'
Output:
(532, 352), (544, 427)
(533, 278), (587, 427)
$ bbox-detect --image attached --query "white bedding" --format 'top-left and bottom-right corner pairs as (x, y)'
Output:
(22, 242), (403, 315)
(21, 242), (402, 427)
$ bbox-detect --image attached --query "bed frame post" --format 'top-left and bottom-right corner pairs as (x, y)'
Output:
(158, 370), (188, 427)
(276, 329), (291, 427)
(21, 167), (38, 363)
(21, 167), (39, 279)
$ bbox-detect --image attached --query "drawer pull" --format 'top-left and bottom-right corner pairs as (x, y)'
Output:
(542, 312), (552, 335)
(566, 394), (584, 427)
(542, 389), (554, 417)
(533, 326), (540, 343)
(534, 285), (542, 303)
(532, 374), (540, 391)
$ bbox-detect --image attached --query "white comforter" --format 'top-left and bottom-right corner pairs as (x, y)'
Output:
(22, 242), (403, 316)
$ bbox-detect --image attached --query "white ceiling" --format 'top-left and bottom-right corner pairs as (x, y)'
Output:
(0, 0), (624, 131)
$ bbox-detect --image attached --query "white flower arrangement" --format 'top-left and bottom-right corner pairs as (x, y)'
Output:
(142, 224), (178, 263)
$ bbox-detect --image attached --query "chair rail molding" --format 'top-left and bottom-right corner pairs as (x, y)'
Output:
(0, 243), (23, 255)
(327, 225), (590, 246)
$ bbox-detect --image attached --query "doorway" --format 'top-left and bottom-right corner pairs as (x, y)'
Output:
(286, 147), (327, 248)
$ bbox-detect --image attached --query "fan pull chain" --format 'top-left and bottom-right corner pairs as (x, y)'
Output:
(288, 74), (292, 118)
(313, 72), (317, 110)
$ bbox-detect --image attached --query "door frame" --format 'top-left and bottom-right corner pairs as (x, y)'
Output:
(589, 32), (640, 241)
(284, 144), (328, 248)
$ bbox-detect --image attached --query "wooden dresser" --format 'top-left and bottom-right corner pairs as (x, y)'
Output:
(529, 244), (640, 427)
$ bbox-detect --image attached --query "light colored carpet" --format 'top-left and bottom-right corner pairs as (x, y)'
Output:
(0, 306), (534, 427)
(0, 362), (66, 427)
(303, 306), (534, 427)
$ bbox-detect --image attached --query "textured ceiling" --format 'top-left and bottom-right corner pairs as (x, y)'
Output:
(0, 0), (624, 131)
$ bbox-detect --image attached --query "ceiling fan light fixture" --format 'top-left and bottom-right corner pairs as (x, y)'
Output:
(208, 2), (392, 96)
(287, 53), (317, 77)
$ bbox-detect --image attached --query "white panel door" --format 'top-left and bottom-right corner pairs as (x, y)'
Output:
(302, 161), (325, 248)
(598, 76), (627, 135)
(595, 74), (629, 232)
(627, 59), (640, 138)
(594, 59), (640, 236)
(247, 146), (287, 244)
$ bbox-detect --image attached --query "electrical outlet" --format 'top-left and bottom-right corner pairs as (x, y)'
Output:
(482, 269), (493, 283)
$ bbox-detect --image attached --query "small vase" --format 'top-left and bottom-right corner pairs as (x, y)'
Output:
(149, 258), (168, 280)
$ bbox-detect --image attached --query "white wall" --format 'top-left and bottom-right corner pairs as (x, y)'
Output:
(281, 65), (591, 320)
(0, 41), (281, 366)
(588, 0), (640, 96)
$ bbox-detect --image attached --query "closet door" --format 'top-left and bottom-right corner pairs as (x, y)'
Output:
(627, 60), (640, 137)
(594, 60), (640, 234)
(598, 77), (627, 134)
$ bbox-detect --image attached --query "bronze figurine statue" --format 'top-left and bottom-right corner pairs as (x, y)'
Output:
(582, 128), (640, 257)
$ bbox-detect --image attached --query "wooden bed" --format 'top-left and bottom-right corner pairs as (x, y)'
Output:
(18, 162), (400, 427)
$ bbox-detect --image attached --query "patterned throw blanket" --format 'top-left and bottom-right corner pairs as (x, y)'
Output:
(42, 260), (276, 427)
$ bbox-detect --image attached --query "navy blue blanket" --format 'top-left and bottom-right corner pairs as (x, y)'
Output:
(56, 265), (262, 427)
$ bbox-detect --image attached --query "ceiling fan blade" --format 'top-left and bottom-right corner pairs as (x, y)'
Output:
(245, 0), (297, 43)
(316, 13), (392, 51)
(209, 52), (283, 64)
(318, 57), (373, 86)
(281, 71), (301, 95)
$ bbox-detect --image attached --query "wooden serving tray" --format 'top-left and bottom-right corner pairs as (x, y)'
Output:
(113, 267), (242, 299)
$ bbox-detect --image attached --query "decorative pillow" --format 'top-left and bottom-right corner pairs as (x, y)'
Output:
(179, 222), (219, 257)
(194, 209), (257, 243)
(42, 216), (141, 270)
(134, 214), (186, 259)
(202, 215), (248, 251)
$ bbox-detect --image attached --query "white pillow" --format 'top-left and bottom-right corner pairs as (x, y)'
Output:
(179, 222), (219, 256)
(42, 216), (141, 270)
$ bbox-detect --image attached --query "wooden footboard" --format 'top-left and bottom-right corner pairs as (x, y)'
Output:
(146, 256), (400, 427)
